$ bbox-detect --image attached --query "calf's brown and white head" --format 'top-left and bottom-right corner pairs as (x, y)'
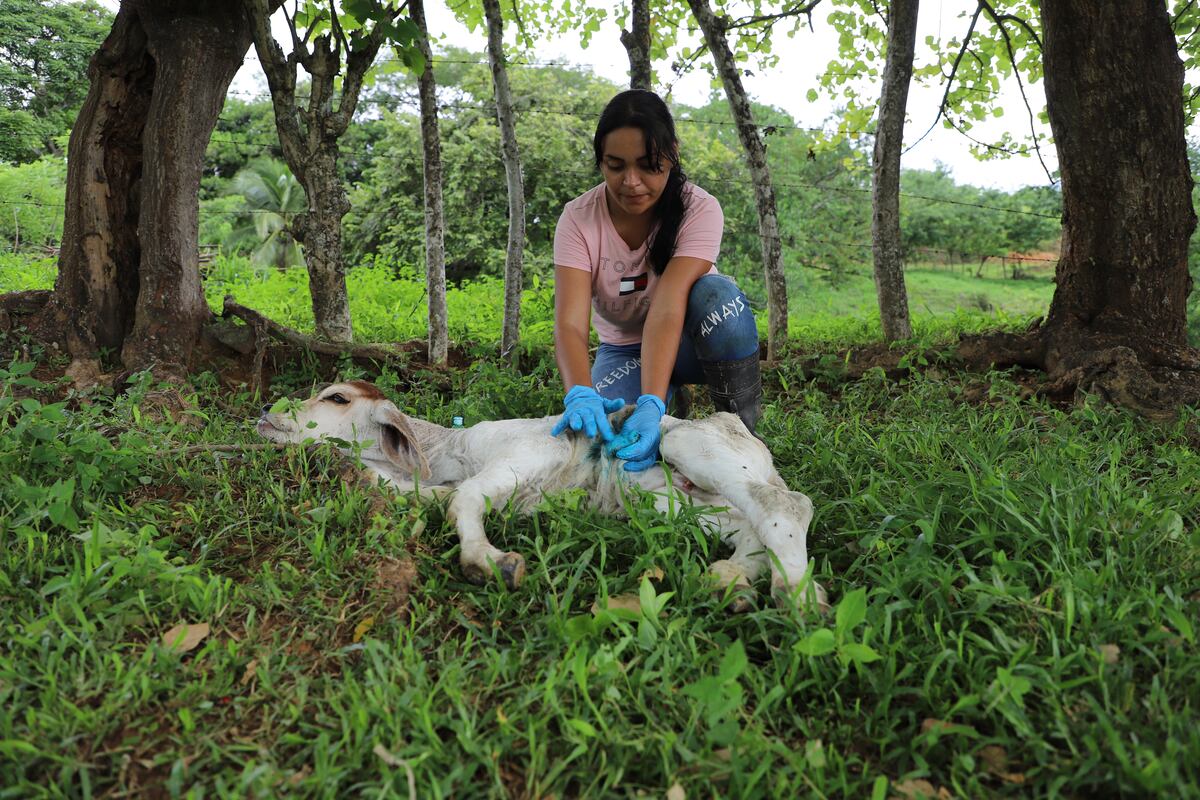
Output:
(257, 381), (430, 480)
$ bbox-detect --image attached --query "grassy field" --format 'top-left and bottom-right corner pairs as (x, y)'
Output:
(2, 257), (1199, 798)
(0, 253), (1054, 348)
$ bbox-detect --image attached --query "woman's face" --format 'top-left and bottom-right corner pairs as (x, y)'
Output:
(599, 126), (674, 220)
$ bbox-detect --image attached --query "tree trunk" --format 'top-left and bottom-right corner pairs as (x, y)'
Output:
(620, 0), (651, 90)
(410, 0), (448, 365)
(41, 0), (252, 380)
(686, 0), (787, 361)
(292, 151), (353, 343)
(1040, 0), (1194, 361)
(959, 0), (1200, 414)
(482, 0), (525, 362)
(245, 0), (393, 344)
(870, 0), (916, 342)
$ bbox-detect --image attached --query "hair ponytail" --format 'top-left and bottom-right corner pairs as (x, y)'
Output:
(648, 165), (687, 275)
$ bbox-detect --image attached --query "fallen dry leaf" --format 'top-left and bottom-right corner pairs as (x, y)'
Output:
(288, 765), (311, 786)
(979, 744), (1026, 784)
(641, 566), (665, 582)
(713, 748), (732, 762)
(998, 770), (1027, 785)
(591, 594), (641, 615)
(161, 622), (209, 653)
(666, 782), (686, 800)
(1098, 644), (1121, 664)
(921, 718), (953, 734)
(353, 616), (375, 643)
(891, 778), (951, 800)
(240, 658), (258, 686)
(979, 745), (1008, 772)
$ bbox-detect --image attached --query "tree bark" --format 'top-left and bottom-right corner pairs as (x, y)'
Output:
(482, 0), (525, 362)
(410, 0), (448, 365)
(42, 0), (253, 379)
(245, 0), (393, 343)
(870, 0), (916, 342)
(1039, 0), (1194, 363)
(959, 0), (1200, 414)
(290, 149), (353, 342)
(620, 0), (652, 90)
(686, 0), (787, 361)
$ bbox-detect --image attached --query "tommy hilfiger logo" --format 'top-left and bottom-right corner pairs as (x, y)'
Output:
(619, 273), (649, 296)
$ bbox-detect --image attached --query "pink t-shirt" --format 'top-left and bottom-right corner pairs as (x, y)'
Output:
(553, 182), (723, 345)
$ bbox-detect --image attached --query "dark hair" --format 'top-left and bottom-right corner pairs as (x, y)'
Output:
(593, 89), (689, 275)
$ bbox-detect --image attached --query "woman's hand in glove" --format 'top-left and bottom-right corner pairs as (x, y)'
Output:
(607, 394), (666, 472)
(550, 385), (626, 442)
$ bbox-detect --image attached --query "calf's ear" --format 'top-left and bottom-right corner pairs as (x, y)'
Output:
(372, 402), (431, 480)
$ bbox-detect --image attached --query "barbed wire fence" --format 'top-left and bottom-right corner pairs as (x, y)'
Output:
(3, 48), (1061, 289)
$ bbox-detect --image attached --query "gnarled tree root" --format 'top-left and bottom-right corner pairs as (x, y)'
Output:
(0, 290), (52, 333)
(957, 327), (1200, 420)
(215, 296), (423, 394)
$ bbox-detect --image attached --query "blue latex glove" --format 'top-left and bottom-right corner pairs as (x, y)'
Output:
(608, 394), (666, 472)
(550, 385), (626, 441)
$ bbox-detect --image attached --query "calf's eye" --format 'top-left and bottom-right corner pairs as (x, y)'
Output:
(325, 393), (349, 405)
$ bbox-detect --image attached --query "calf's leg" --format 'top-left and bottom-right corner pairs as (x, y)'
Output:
(704, 514), (769, 612)
(644, 481), (767, 612)
(660, 414), (828, 612)
(446, 468), (527, 590)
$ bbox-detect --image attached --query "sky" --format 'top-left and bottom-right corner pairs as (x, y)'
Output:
(414, 0), (1060, 192)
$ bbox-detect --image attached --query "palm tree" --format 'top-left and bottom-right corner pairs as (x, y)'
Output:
(223, 157), (305, 270)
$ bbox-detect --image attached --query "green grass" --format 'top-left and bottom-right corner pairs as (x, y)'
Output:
(1, 251), (1057, 348)
(202, 253), (1058, 349)
(780, 262), (1054, 348)
(0, 254), (57, 294)
(2, 255), (1198, 797)
(1, 330), (1198, 798)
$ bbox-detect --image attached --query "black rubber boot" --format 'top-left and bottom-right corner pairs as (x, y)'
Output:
(700, 349), (762, 434)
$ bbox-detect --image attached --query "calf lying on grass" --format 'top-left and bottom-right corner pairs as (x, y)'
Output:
(257, 381), (826, 610)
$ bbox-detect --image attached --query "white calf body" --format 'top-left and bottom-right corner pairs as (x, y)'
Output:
(257, 381), (825, 610)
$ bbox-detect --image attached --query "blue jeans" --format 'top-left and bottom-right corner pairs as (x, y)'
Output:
(591, 274), (758, 404)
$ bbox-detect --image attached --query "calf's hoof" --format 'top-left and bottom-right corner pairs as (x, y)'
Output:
(462, 551), (526, 590)
(726, 592), (755, 614)
(497, 551), (526, 590)
(772, 576), (830, 614)
(708, 560), (756, 614)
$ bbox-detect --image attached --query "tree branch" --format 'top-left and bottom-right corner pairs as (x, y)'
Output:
(331, 16), (392, 136)
(1172, 0), (1196, 28)
(720, 0), (822, 32)
(978, 0), (1054, 182)
(222, 296), (414, 362)
(329, 0), (350, 64)
(508, 0), (530, 48)
(666, 42), (710, 96)
(904, 4), (983, 154)
(992, 12), (1041, 49)
(245, 0), (307, 174)
(280, 1), (313, 69)
(942, 113), (1047, 163)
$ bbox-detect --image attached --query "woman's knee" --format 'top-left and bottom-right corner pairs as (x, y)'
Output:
(591, 351), (644, 403)
(685, 275), (758, 360)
